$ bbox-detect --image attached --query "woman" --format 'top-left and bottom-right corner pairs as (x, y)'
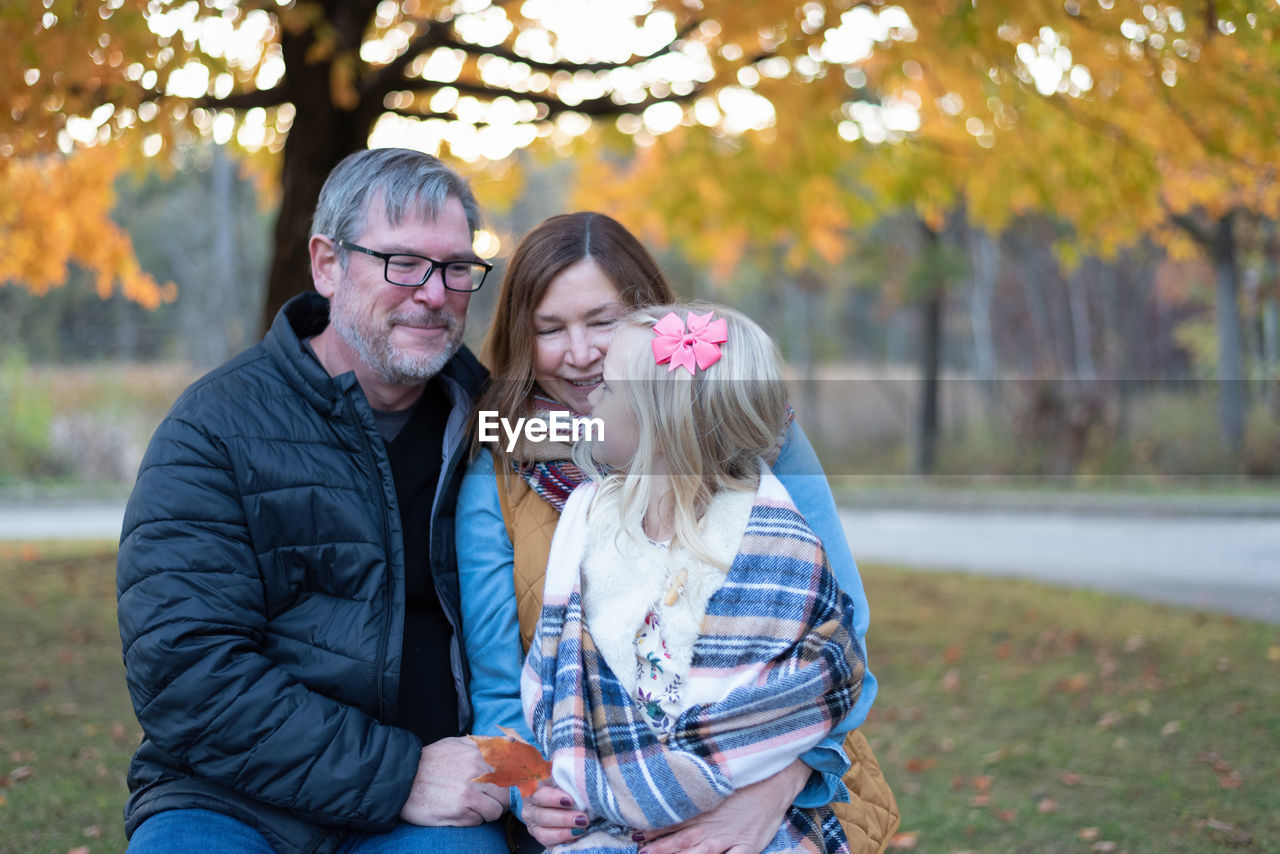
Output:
(457, 213), (898, 853)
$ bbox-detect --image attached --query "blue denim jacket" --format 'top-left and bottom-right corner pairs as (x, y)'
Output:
(456, 422), (877, 815)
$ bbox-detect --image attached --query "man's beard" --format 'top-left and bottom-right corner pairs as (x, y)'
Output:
(329, 285), (465, 386)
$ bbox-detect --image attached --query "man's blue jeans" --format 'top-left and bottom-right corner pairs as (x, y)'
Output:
(126, 808), (512, 854)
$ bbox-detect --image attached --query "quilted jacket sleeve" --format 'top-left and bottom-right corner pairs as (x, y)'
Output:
(116, 411), (422, 831)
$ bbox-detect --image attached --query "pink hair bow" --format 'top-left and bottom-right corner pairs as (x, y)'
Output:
(651, 310), (728, 375)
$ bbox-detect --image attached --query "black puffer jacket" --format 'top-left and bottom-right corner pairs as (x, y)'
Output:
(116, 293), (488, 853)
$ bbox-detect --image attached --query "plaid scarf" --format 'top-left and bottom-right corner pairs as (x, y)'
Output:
(513, 392), (587, 512)
(521, 472), (863, 854)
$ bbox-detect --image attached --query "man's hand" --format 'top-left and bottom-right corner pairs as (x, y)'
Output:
(399, 737), (509, 826)
(637, 760), (811, 854)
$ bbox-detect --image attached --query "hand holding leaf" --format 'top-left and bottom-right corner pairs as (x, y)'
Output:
(469, 727), (551, 797)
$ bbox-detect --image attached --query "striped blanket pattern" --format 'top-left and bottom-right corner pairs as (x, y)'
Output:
(522, 473), (864, 853)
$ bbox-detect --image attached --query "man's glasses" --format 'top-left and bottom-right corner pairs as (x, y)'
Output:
(334, 238), (492, 292)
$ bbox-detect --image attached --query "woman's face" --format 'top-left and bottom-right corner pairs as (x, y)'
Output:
(531, 257), (626, 413)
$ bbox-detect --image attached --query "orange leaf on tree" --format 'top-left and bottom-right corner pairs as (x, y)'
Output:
(470, 727), (551, 798)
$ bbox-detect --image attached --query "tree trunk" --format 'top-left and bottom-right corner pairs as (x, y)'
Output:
(1210, 213), (1246, 458)
(781, 270), (821, 442)
(262, 111), (374, 330)
(260, 16), (384, 332)
(208, 144), (237, 365)
(1260, 220), (1279, 413)
(915, 223), (943, 477)
(1067, 261), (1096, 381)
(916, 292), (942, 477)
(1015, 238), (1058, 372)
(967, 227), (999, 402)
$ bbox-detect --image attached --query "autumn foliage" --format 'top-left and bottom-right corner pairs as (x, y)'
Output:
(0, 148), (173, 308)
(4, 0), (1280, 327)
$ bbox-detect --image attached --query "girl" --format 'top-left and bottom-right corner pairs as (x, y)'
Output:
(521, 304), (864, 854)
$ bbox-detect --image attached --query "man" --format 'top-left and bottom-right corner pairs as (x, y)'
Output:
(116, 148), (510, 853)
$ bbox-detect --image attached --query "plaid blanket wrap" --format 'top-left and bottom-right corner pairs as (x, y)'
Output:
(521, 472), (864, 853)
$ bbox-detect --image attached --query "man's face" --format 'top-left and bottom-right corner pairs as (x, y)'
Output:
(326, 197), (473, 387)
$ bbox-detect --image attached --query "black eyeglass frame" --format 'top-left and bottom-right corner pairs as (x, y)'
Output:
(333, 238), (492, 292)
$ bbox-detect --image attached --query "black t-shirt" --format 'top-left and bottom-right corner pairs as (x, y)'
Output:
(380, 379), (460, 744)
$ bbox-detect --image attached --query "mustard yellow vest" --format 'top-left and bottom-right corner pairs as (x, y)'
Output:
(494, 463), (900, 852)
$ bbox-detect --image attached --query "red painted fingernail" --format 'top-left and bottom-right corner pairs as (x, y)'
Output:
(632, 831), (646, 842)
(560, 797), (573, 807)
(575, 815), (588, 827)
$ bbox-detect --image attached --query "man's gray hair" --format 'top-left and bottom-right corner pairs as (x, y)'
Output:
(310, 148), (482, 253)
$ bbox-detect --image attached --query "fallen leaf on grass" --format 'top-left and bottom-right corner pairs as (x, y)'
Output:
(996, 809), (1018, 823)
(886, 831), (918, 849)
(67, 847), (90, 854)
(1198, 818), (1254, 846)
(1060, 771), (1083, 786)
(969, 794), (991, 807)
(972, 775), (993, 793)
(1090, 842), (1117, 852)
(1217, 774), (1243, 789)
(1267, 646), (1280, 662)
(1057, 673), (1090, 693)
(1161, 721), (1181, 736)
(1095, 711), (1122, 730)
(469, 727), (550, 797)
(943, 644), (963, 664)
(941, 668), (961, 693)
(904, 757), (937, 773)
(1037, 798), (1058, 813)
(82, 825), (102, 839)
(1077, 826), (1100, 840)
(10, 766), (34, 783)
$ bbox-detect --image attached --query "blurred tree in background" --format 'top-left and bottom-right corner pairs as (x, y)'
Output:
(2, 0), (1278, 474)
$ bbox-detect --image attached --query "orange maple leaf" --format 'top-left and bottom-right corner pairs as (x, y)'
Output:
(470, 727), (551, 797)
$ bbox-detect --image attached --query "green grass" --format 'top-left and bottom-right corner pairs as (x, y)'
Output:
(0, 542), (136, 854)
(861, 565), (1280, 853)
(1, 545), (1276, 854)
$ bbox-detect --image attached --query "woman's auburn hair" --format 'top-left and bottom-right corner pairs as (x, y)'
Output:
(475, 212), (676, 469)
(572, 302), (790, 569)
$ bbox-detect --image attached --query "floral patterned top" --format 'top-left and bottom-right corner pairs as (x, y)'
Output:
(634, 609), (684, 736)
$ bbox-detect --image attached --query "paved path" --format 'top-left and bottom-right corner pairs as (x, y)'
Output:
(842, 508), (1280, 623)
(3, 500), (1277, 623)
(0, 501), (125, 542)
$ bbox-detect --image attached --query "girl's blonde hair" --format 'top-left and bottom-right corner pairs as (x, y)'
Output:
(574, 302), (789, 567)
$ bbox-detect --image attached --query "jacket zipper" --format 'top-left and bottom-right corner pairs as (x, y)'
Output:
(347, 388), (397, 723)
